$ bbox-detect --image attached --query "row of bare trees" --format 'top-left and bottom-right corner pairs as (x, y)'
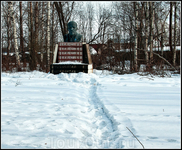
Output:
(91, 1), (180, 73)
(111, 1), (180, 72)
(2, 2), (59, 72)
(1, 1), (181, 73)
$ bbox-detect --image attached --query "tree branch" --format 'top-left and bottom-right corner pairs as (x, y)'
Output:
(137, 48), (177, 71)
(126, 127), (145, 149)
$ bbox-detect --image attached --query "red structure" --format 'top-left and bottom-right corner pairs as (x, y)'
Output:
(58, 42), (82, 62)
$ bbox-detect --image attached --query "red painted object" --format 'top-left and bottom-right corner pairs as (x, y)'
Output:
(58, 42), (82, 62)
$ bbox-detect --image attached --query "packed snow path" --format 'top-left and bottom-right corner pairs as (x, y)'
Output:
(1, 70), (181, 148)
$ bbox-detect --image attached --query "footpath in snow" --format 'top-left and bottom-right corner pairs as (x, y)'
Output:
(1, 70), (181, 148)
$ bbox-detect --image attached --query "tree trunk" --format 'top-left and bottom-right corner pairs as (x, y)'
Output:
(129, 16), (133, 71)
(51, 3), (55, 64)
(35, 2), (39, 53)
(41, 2), (44, 69)
(169, 2), (173, 53)
(87, 3), (94, 43)
(29, 2), (34, 70)
(149, 2), (154, 64)
(28, 2), (31, 70)
(154, 8), (159, 52)
(29, 2), (36, 70)
(160, 10), (170, 57)
(47, 1), (50, 72)
(19, 2), (25, 68)
(161, 24), (164, 56)
(34, 2), (39, 69)
(173, 2), (177, 67)
(7, 6), (12, 71)
(9, 2), (21, 69)
(54, 2), (67, 37)
(134, 2), (138, 72)
(54, 2), (75, 38)
(144, 2), (149, 69)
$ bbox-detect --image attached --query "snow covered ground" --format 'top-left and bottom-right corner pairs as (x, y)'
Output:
(1, 70), (181, 149)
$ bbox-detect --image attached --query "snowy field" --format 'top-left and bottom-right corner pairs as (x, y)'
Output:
(1, 70), (181, 149)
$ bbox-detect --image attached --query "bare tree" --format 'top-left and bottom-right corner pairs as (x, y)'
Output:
(169, 2), (173, 53)
(134, 2), (138, 71)
(173, 2), (177, 67)
(29, 2), (36, 70)
(159, 6), (170, 57)
(47, 1), (50, 72)
(34, 2), (39, 53)
(8, 2), (21, 69)
(88, 5), (112, 44)
(87, 2), (94, 43)
(51, 3), (55, 63)
(7, 3), (12, 71)
(112, 2), (135, 71)
(40, 2), (44, 69)
(76, 2), (95, 43)
(149, 2), (154, 64)
(19, 2), (25, 67)
(144, 2), (149, 68)
(77, 4), (88, 42)
(54, 2), (75, 37)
